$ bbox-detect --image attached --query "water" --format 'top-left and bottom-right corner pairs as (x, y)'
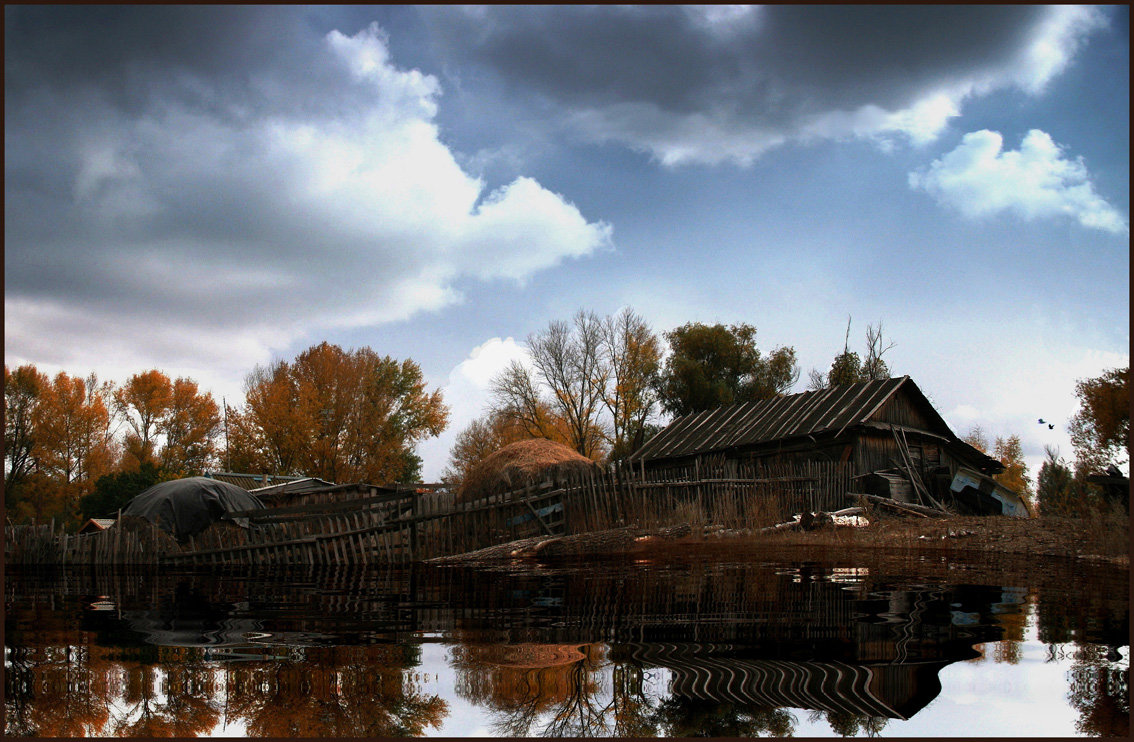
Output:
(4, 555), (1128, 737)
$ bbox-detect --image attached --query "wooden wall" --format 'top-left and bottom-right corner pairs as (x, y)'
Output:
(870, 389), (936, 431)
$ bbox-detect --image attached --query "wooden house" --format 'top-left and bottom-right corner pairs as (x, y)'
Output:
(630, 376), (1019, 514)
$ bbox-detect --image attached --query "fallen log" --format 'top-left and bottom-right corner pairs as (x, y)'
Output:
(852, 493), (949, 519)
(758, 517), (803, 534)
(758, 506), (869, 535)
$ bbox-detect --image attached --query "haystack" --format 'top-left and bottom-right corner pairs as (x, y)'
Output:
(457, 439), (602, 503)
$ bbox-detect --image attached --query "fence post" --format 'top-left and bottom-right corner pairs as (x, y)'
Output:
(409, 489), (417, 560)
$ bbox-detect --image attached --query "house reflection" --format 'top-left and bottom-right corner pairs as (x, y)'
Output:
(4, 560), (1129, 737)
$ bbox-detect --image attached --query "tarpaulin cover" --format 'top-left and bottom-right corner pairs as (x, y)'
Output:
(122, 477), (265, 541)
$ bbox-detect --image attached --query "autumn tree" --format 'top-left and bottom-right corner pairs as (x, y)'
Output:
(159, 377), (221, 475)
(441, 410), (538, 490)
(962, 424), (990, 454)
(113, 370), (173, 468)
(231, 342), (448, 484)
(1068, 366), (1129, 477)
(600, 308), (662, 460)
(228, 360), (307, 475)
(656, 322), (798, 417)
(963, 426), (1034, 504)
(993, 434), (1034, 505)
(28, 371), (117, 525)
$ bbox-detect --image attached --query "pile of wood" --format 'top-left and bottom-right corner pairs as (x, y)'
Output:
(457, 438), (602, 503)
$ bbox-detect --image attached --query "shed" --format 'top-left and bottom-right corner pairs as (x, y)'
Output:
(77, 518), (116, 535)
(630, 376), (1011, 511)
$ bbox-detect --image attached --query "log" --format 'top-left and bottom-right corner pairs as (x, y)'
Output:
(853, 493), (948, 518)
(758, 518), (803, 534)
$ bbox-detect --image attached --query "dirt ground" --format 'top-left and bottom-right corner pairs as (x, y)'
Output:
(431, 510), (1130, 571)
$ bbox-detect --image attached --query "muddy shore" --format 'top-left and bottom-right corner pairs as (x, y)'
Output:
(429, 511), (1130, 573)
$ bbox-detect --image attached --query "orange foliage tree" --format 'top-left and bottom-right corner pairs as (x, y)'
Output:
(34, 372), (116, 517)
(1069, 366), (1129, 476)
(230, 342), (448, 484)
(160, 377), (221, 476)
(114, 369), (174, 468)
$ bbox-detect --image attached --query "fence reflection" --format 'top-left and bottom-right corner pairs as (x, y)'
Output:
(5, 560), (1128, 737)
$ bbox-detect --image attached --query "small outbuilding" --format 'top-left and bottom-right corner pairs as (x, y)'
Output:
(121, 477), (266, 542)
(77, 518), (116, 535)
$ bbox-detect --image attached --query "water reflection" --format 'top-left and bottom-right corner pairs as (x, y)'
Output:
(4, 560), (1128, 737)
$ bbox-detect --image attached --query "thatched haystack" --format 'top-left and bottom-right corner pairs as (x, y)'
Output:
(458, 439), (602, 503)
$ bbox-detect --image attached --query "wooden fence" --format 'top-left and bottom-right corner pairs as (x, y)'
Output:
(5, 460), (852, 567)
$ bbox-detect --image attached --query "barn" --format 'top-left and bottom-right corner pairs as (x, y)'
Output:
(630, 376), (1028, 516)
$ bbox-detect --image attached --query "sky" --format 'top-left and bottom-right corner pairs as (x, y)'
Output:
(5, 6), (1129, 483)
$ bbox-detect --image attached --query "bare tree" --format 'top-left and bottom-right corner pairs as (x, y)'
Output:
(497, 311), (608, 458)
(861, 321), (896, 380)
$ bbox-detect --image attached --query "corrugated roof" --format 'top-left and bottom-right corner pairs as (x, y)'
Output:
(249, 477), (336, 496)
(204, 472), (307, 491)
(632, 376), (939, 462)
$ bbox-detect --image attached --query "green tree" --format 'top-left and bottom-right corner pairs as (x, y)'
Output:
(79, 462), (171, 520)
(656, 322), (798, 417)
(1068, 366), (1129, 477)
(809, 318), (895, 390)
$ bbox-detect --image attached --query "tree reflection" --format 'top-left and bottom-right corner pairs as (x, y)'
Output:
(650, 696), (796, 737)
(222, 646), (447, 737)
(814, 709), (889, 737)
(450, 641), (609, 737)
(1066, 645), (1129, 738)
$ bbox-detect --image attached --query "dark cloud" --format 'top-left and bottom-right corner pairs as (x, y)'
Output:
(420, 6), (1108, 163)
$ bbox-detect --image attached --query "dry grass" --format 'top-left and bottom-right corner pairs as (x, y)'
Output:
(707, 510), (1130, 566)
(458, 438), (602, 503)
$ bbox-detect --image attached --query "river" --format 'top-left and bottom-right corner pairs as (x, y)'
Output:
(4, 554), (1128, 737)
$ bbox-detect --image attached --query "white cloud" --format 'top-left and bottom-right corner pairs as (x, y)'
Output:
(415, 337), (530, 480)
(5, 23), (611, 386)
(910, 129), (1128, 233)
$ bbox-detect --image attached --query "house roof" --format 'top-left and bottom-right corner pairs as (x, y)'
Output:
(631, 376), (997, 470)
(249, 477), (336, 496)
(78, 518), (116, 533)
(203, 471), (308, 491)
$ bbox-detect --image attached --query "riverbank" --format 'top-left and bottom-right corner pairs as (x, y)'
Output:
(429, 510), (1130, 570)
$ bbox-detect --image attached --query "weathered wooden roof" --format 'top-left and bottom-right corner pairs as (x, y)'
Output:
(78, 518), (116, 534)
(632, 376), (950, 462)
(203, 471), (308, 491)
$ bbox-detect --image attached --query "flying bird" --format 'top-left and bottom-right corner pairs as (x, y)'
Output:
(1038, 418), (1046, 424)
(1048, 424), (1054, 429)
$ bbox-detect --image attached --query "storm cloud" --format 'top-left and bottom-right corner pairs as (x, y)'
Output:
(5, 7), (610, 378)
(422, 5), (1108, 164)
